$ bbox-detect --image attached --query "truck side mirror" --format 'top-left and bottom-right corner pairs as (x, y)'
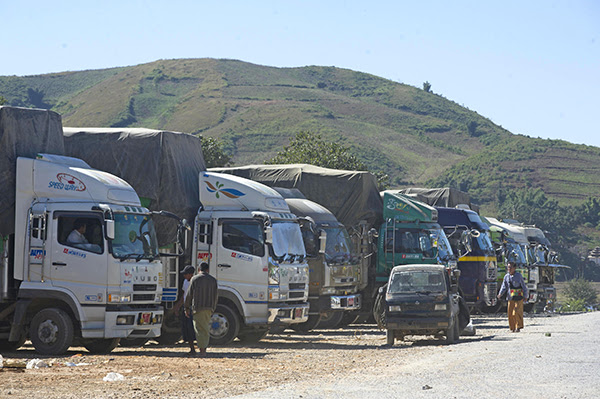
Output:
(105, 220), (115, 240)
(265, 226), (273, 244)
(318, 230), (327, 254)
(461, 230), (473, 254)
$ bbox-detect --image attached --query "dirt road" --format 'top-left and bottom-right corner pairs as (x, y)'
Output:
(1, 312), (599, 399)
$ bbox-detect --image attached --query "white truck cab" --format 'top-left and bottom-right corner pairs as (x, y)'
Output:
(192, 172), (309, 344)
(2, 154), (164, 354)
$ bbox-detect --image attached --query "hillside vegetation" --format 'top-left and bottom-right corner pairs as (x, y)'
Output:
(1, 58), (599, 212)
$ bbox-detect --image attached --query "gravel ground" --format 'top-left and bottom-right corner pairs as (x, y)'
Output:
(1, 311), (598, 399)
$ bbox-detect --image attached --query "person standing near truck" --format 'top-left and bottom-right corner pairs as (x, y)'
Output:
(184, 262), (218, 357)
(174, 265), (197, 355)
(497, 261), (528, 332)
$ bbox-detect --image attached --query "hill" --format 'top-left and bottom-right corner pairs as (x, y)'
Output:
(1, 58), (599, 212)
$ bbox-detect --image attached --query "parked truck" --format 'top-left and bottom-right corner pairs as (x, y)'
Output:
(273, 188), (361, 330)
(0, 107), (165, 355)
(63, 127), (205, 344)
(192, 172), (310, 343)
(435, 207), (498, 311)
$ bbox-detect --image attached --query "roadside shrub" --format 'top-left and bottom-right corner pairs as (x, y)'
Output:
(564, 278), (598, 306)
(558, 298), (587, 312)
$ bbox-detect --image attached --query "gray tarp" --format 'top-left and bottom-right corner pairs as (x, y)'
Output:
(209, 164), (383, 230)
(395, 187), (479, 213)
(63, 128), (206, 246)
(0, 106), (65, 236)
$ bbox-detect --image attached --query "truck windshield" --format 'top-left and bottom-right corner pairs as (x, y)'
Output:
(111, 213), (159, 260)
(386, 229), (435, 258)
(324, 226), (357, 265)
(388, 270), (447, 294)
(271, 221), (306, 261)
(429, 228), (453, 261)
(505, 241), (527, 264)
(475, 232), (494, 254)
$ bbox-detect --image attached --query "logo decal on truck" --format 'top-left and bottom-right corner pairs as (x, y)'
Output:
(63, 247), (87, 259)
(197, 252), (213, 262)
(204, 181), (246, 199)
(29, 249), (46, 259)
(230, 252), (252, 262)
(48, 173), (87, 192)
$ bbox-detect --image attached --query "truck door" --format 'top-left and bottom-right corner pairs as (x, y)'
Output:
(50, 212), (108, 304)
(215, 219), (268, 306)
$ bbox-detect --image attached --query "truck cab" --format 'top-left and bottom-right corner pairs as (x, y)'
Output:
(1, 154), (163, 354)
(436, 207), (498, 310)
(285, 196), (361, 330)
(384, 264), (461, 345)
(192, 172), (309, 344)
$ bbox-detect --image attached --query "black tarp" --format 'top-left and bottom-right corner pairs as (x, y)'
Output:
(0, 106), (65, 236)
(63, 127), (206, 246)
(395, 187), (479, 213)
(209, 164), (383, 230)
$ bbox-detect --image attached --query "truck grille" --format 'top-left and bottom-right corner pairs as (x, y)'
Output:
(133, 294), (155, 301)
(288, 291), (305, 299)
(133, 284), (157, 292)
(289, 283), (305, 290)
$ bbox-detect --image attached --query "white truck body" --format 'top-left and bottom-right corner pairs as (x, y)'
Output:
(1, 154), (164, 354)
(192, 172), (309, 343)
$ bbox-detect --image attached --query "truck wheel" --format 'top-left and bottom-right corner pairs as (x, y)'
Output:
(29, 308), (74, 355)
(209, 304), (240, 345)
(316, 311), (344, 329)
(237, 328), (268, 343)
(386, 329), (395, 346)
(524, 302), (535, 313)
(83, 338), (120, 354)
(444, 315), (458, 345)
(290, 314), (321, 332)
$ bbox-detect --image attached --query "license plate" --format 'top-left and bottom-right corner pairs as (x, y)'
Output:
(140, 312), (152, 325)
(294, 308), (303, 319)
(348, 297), (354, 306)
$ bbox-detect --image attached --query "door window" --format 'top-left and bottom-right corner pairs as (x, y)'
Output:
(222, 221), (264, 257)
(57, 214), (103, 254)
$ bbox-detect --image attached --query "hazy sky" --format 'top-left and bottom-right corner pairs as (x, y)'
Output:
(2, 1), (598, 146)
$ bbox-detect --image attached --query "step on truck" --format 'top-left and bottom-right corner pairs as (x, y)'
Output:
(275, 188), (361, 331)
(1, 153), (165, 354)
(192, 172), (310, 344)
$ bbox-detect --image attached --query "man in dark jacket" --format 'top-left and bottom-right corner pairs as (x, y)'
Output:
(184, 262), (218, 356)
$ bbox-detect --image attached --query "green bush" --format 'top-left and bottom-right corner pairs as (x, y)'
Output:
(564, 278), (598, 306)
(558, 298), (588, 312)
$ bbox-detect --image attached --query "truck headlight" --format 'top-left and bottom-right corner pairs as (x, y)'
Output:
(108, 293), (132, 303)
(269, 287), (280, 300)
(389, 305), (401, 312)
(435, 304), (447, 311)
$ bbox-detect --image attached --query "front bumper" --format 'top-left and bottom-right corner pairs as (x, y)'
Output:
(386, 315), (451, 331)
(268, 302), (309, 324)
(103, 307), (163, 339)
(330, 293), (361, 310)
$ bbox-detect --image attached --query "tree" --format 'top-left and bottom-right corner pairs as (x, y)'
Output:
(0, 95), (7, 105)
(267, 131), (389, 189)
(422, 81), (431, 93)
(467, 120), (479, 136)
(200, 136), (232, 168)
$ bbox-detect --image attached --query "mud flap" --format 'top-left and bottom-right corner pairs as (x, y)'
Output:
(458, 296), (470, 331)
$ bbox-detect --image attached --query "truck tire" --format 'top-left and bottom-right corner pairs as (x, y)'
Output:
(29, 308), (74, 355)
(237, 328), (269, 343)
(83, 338), (120, 354)
(290, 314), (321, 332)
(154, 331), (182, 345)
(524, 302), (535, 313)
(209, 304), (240, 345)
(444, 315), (459, 345)
(386, 329), (395, 346)
(316, 311), (344, 329)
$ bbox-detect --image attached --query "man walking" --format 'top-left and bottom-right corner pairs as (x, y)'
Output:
(497, 261), (529, 332)
(184, 262), (218, 357)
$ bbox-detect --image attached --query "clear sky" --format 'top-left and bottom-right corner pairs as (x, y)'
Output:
(2, 1), (598, 146)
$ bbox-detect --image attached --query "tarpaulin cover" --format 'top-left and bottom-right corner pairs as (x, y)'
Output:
(63, 127), (206, 246)
(210, 164), (383, 230)
(0, 106), (65, 236)
(395, 187), (479, 213)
